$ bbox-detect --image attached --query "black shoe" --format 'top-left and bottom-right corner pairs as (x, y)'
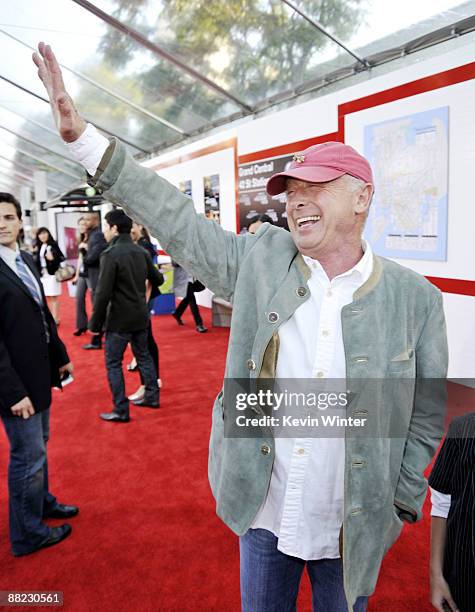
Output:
(99, 412), (130, 422)
(14, 524), (72, 557)
(132, 398), (160, 408)
(82, 342), (102, 350)
(44, 504), (79, 519)
(73, 327), (87, 336)
(172, 312), (184, 326)
(196, 325), (208, 333)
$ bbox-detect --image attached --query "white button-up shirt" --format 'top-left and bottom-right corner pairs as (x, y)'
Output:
(251, 242), (374, 560)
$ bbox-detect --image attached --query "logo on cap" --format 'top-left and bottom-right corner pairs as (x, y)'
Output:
(293, 153), (305, 164)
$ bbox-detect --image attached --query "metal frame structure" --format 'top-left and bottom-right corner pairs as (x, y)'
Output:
(0, 29), (187, 137)
(0, 74), (148, 153)
(0, 0), (474, 197)
(72, 0), (253, 112)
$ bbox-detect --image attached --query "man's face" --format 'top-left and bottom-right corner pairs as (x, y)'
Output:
(285, 176), (370, 259)
(83, 213), (98, 229)
(103, 221), (117, 243)
(0, 202), (22, 249)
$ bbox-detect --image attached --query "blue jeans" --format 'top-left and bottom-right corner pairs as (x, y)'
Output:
(1, 409), (58, 555)
(105, 329), (158, 417)
(240, 528), (368, 612)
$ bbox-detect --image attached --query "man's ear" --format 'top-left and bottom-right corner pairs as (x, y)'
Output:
(355, 184), (373, 215)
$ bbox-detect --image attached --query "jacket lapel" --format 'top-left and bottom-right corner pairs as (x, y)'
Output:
(0, 253), (42, 306)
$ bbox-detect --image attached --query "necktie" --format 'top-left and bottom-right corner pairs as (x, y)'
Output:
(15, 253), (50, 341)
(15, 254), (42, 305)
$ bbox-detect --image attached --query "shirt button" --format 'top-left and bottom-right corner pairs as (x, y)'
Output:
(260, 444), (271, 456)
(246, 359), (256, 370)
(296, 286), (307, 297)
(315, 371), (325, 378)
(327, 289), (333, 297)
(297, 448), (305, 455)
(322, 329), (330, 337)
(267, 312), (279, 323)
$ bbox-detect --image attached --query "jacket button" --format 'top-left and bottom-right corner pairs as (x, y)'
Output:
(296, 286), (307, 297)
(267, 312), (279, 323)
(260, 444), (271, 455)
(246, 359), (256, 370)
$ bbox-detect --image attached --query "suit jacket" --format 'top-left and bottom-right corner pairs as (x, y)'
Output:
(0, 251), (69, 417)
(90, 139), (448, 609)
(81, 225), (107, 289)
(88, 234), (163, 333)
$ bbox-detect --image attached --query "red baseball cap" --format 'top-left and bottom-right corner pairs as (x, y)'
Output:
(266, 141), (373, 196)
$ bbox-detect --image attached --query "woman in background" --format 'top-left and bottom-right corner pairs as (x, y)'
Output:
(34, 227), (64, 324)
(128, 222), (162, 401)
(72, 216), (89, 336)
(172, 261), (207, 333)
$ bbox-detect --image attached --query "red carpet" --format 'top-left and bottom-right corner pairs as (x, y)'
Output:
(0, 293), (464, 611)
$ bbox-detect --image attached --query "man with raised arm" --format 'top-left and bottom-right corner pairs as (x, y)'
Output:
(33, 43), (448, 611)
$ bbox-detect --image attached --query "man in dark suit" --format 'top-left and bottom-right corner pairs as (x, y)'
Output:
(0, 193), (78, 556)
(79, 211), (107, 350)
(89, 209), (163, 422)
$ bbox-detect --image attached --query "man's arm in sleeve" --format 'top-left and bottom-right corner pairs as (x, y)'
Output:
(47, 315), (70, 368)
(83, 231), (107, 267)
(88, 255), (116, 333)
(394, 290), (448, 523)
(0, 331), (28, 410)
(90, 140), (245, 301)
(145, 254), (164, 289)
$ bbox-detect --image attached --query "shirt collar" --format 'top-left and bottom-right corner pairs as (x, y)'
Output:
(303, 240), (373, 285)
(0, 243), (20, 266)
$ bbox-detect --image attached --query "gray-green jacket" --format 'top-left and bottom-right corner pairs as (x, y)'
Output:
(91, 140), (448, 609)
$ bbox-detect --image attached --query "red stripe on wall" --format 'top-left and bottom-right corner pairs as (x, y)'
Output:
(425, 276), (475, 297)
(238, 132), (341, 165)
(338, 61), (475, 140)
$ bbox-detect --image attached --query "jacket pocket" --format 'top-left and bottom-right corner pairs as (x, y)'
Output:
(383, 506), (404, 554)
(388, 348), (415, 375)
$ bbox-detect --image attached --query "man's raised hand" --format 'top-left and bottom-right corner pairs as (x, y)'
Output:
(32, 42), (87, 143)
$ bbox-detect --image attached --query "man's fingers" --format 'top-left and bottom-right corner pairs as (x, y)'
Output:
(32, 51), (41, 69)
(445, 596), (459, 612)
(45, 44), (67, 91)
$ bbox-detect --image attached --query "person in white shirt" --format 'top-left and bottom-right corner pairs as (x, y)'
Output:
(32, 42), (448, 612)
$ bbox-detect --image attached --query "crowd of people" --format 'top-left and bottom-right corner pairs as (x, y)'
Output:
(0, 39), (472, 612)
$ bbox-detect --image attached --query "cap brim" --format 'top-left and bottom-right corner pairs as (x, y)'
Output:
(266, 167), (346, 196)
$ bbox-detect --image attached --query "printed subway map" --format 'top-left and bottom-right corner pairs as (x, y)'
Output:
(364, 106), (449, 260)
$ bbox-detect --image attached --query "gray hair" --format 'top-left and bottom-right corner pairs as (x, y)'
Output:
(340, 174), (367, 192)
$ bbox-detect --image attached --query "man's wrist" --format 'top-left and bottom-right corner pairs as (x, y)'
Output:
(66, 123), (109, 176)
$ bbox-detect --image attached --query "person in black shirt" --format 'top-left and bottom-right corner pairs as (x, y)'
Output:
(72, 216), (89, 336)
(89, 210), (163, 422)
(429, 413), (475, 612)
(128, 223), (161, 401)
(79, 212), (107, 350)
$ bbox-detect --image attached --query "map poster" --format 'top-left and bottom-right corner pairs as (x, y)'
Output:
(204, 174), (220, 224)
(363, 106), (449, 261)
(238, 154), (293, 231)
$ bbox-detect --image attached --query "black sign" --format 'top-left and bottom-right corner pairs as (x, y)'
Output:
(238, 154), (293, 232)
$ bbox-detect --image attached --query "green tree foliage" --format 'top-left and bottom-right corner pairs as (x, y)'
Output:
(88, 0), (367, 146)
